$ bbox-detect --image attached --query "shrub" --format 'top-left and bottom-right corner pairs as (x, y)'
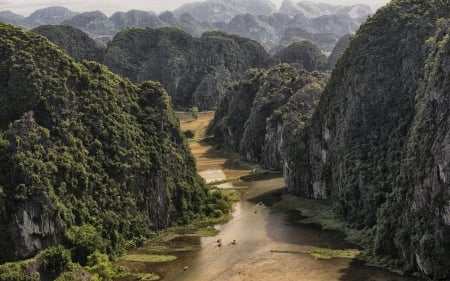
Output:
(39, 245), (72, 275)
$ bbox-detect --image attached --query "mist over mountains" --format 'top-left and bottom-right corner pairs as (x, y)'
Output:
(0, 0), (372, 51)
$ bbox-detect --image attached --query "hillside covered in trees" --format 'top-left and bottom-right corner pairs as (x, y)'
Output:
(103, 28), (271, 110)
(209, 0), (450, 278)
(0, 23), (231, 269)
(284, 0), (450, 277)
(208, 64), (328, 170)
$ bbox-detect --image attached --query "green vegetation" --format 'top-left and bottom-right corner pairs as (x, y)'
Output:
(271, 248), (360, 260)
(272, 41), (328, 71)
(39, 246), (72, 275)
(208, 64), (328, 170)
(281, 0), (450, 278)
(104, 27), (271, 109)
(0, 22), (234, 279)
(0, 260), (40, 281)
(184, 129), (196, 139)
(32, 25), (105, 62)
(133, 273), (161, 281)
(327, 34), (351, 69)
(86, 251), (119, 281)
(190, 228), (220, 237)
(120, 255), (178, 263)
(190, 106), (199, 120)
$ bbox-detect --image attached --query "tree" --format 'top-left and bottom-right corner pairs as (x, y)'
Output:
(65, 224), (106, 265)
(191, 106), (199, 120)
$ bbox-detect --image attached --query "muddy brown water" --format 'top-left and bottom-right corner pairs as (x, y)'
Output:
(158, 177), (419, 281)
(141, 113), (421, 281)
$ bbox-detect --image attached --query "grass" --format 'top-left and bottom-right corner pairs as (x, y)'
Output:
(121, 255), (177, 263)
(190, 228), (220, 237)
(274, 195), (373, 251)
(270, 248), (361, 260)
(151, 232), (179, 243)
(133, 273), (161, 281)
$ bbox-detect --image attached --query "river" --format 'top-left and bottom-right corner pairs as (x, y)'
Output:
(141, 113), (421, 281)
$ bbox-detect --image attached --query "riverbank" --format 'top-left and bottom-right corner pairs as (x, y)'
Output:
(115, 112), (421, 281)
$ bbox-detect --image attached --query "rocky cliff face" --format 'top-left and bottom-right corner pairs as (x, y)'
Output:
(0, 23), (215, 262)
(110, 10), (164, 29)
(284, 0), (450, 277)
(28, 6), (78, 25)
(61, 11), (117, 36)
(0, 11), (32, 27)
(104, 28), (271, 109)
(272, 41), (328, 71)
(209, 64), (328, 170)
(273, 27), (341, 53)
(173, 0), (277, 23)
(32, 25), (105, 62)
(280, 1), (371, 19)
(327, 33), (351, 69)
(0, 4), (365, 54)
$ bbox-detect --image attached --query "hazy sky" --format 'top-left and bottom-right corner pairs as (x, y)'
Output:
(0, 0), (390, 16)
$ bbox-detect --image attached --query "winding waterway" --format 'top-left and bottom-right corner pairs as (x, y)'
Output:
(140, 113), (421, 281)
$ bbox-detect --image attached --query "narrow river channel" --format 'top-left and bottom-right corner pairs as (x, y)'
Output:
(148, 113), (421, 281)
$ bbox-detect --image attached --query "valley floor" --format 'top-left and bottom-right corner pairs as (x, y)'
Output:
(117, 112), (420, 281)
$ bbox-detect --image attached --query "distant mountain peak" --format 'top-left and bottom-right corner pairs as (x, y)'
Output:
(279, 0), (371, 19)
(28, 6), (78, 25)
(173, 0), (277, 23)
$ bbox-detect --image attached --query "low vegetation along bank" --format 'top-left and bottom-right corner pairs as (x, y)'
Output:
(0, 24), (237, 281)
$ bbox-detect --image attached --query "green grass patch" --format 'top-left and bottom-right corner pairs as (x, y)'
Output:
(274, 195), (373, 251)
(151, 232), (179, 243)
(220, 189), (240, 202)
(142, 245), (170, 252)
(207, 177), (241, 185)
(271, 248), (360, 260)
(121, 255), (177, 263)
(310, 248), (361, 260)
(240, 171), (283, 182)
(133, 273), (161, 281)
(190, 228), (220, 237)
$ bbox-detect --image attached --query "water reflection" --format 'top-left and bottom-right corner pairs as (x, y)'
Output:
(161, 176), (419, 281)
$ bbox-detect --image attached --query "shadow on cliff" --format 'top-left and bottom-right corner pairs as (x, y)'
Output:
(337, 259), (420, 281)
(248, 188), (420, 281)
(248, 188), (354, 250)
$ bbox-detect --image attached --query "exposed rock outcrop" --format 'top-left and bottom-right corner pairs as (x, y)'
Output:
(284, 1), (450, 277)
(327, 33), (351, 69)
(279, 1), (371, 19)
(0, 23), (216, 262)
(272, 41), (328, 71)
(104, 28), (271, 109)
(273, 27), (341, 53)
(32, 25), (105, 62)
(28, 6), (78, 25)
(209, 64), (328, 170)
(61, 11), (116, 36)
(173, 0), (277, 23)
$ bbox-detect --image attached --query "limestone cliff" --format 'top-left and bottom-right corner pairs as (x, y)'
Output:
(32, 25), (105, 62)
(209, 64), (328, 170)
(0, 23), (219, 262)
(104, 28), (271, 109)
(327, 33), (351, 69)
(284, 0), (450, 277)
(272, 41), (328, 71)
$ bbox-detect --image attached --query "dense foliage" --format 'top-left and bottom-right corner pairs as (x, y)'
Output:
(285, 0), (450, 277)
(0, 23), (226, 265)
(327, 33), (351, 69)
(104, 27), (271, 110)
(32, 25), (105, 62)
(272, 41), (328, 71)
(208, 64), (328, 170)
